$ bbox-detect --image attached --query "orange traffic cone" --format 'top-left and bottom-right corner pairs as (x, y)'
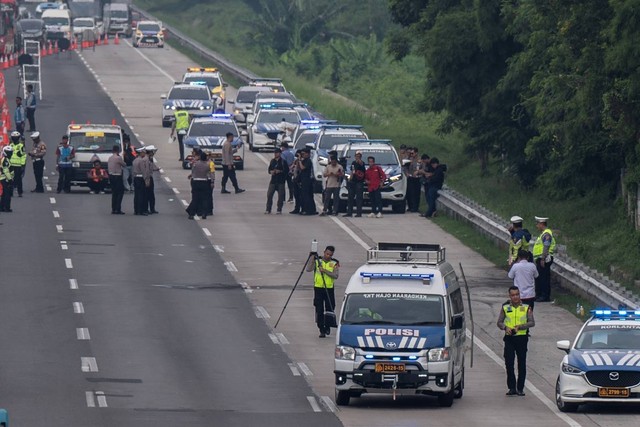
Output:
(96, 36), (101, 46)
(48, 41), (53, 55)
(41, 45), (47, 57)
(9, 54), (14, 67)
(104, 34), (109, 45)
(111, 119), (116, 125)
(114, 33), (120, 45)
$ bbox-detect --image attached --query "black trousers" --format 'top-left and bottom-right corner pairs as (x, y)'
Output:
(186, 180), (209, 216)
(26, 108), (36, 131)
(504, 335), (528, 391)
(221, 165), (239, 191)
(292, 180), (302, 212)
(133, 177), (147, 214)
(88, 179), (106, 193)
(346, 180), (363, 215)
(109, 174), (124, 213)
(177, 132), (185, 161)
(1, 180), (12, 211)
(266, 182), (285, 213)
(406, 176), (421, 212)
(10, 166), (24, 195)
(146, 177), (155, 212)
(314, 287), (335, 332)
(535, 257), (553, 300)
(285, 173), (294, 201)
(57, 167), (72, 192)
(207, 179), (214, 215)
(33, 160), (44, 192)
(300, 179), (316, 214)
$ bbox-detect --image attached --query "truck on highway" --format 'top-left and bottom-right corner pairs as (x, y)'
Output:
(67, 123), (124, 187)
(334, 242), (466, 407)
(103, 1), (131, 37)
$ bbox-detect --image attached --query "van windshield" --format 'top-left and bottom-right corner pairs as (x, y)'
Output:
(110, 10), (128, 19)
(69, 132), (121, 153)
(342, 293), (445, 325)
(43, 17), (70, 26)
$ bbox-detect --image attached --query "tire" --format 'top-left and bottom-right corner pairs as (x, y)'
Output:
(454, 368), (464, 399)
(250, 145), (258, 152)
(236, 162), (244, 171)
(437, 388), (455, 407)
(556, 377), (579, 413)
(335, 390), (350, 406)
(158, 44), (164, 48)
(162, 120), (171, 128)
(392, 200), (406, 214)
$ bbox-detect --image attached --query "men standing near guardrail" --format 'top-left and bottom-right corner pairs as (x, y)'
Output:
(533, 216), (556, 302)
(507, 216), (531, 266)
(404, 147), (421, 213)
(508, 249), (538, 309)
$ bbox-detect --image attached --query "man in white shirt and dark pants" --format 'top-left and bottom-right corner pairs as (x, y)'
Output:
(508, 249), (539, 309)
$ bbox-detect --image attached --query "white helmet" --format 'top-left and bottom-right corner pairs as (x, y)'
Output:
(31, 131), (40, 139)
(3, 145), (13, 153)
(10, 131), (20, 138)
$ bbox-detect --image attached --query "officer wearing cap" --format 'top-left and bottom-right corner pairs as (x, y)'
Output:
(507, 216), (532, 266)
(280, 139), (295, 202)
(144, 146), (160, 214)
(107, 144), (126, 214)
(28, 132), (46, 193)
(533, 216), (556, 302)
(170, 106), (190, 162)
(0, 145), (15, 211)
(132, 147), (148, 215)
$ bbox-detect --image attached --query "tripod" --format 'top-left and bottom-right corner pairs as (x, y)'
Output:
(274, 252), (316, 328)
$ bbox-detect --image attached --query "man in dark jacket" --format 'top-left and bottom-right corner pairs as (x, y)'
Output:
(425, 157), (446, 218)
(265, 148), (289, 214)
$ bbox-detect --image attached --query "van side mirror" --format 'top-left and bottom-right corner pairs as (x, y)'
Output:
(160, 94), (167, 100)
(450, 315), (463, 330)
(556, 340), (571, 354)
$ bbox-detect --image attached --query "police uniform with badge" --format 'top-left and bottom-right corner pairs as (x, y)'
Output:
(171, 107), (190, 162)
(0, 145), (15, 211)
(306, 245), (340, 338)
(9, 131), (26, 197)
(497, 286), (535, 396)
(533, 216), (556, 302)
(508, 215), (532, 265)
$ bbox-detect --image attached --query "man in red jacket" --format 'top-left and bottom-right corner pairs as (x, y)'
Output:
(364, 156), (386, 218)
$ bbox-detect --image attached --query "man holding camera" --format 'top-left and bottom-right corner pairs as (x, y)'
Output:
(497, 286), (535, 397)
(306, 245), (340, 338)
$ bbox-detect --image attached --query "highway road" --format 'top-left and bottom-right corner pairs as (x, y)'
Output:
(0, 39), (638, 426)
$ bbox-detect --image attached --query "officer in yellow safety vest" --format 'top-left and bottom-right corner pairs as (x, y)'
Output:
(170, 106), (190, 162)
(9, 131), (26, 197)
(497, 286), (535, 396)
(0, 145), (15, 212)
(306, 245), (340, 338)
(532, 216), (556, 302)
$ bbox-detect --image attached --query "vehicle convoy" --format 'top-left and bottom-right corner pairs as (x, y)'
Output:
(182, 67), (227, 109)
(103, 1), (131, 37)
(133, 20), (163, 48)
(67, 123), (124, 187)
(337, 139), (407, 213)
(334, 243), (466, 406)
(160, 82), (213, 127)
(67, 0), (101, 21)
(555, 309), (640, 412)
(41, 7), (72, 41)
(181, 114), (246, 170)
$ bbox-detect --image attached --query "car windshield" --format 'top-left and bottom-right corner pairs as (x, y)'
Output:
(69, 132), (121, 153)
(110, 10), (128, 19)
(296, 108), (312, 120)
(318, 134), (364, 150)
(342, 293), (445, 325)
(189, 122), (237, 137)
(575, 325), (640, 350)
(74, 19), (93, 27)
(43, 17), (70, 26)
(169, 88), (210, 101)
(345, 148), (398, 165)
(183, 76), (221, 88)
(237, 89), (266, 103)
(257, 111), (300, 124)
(19, 20), (43, 31)
(294, 132), (317, 150)
(138, 23), (161, 32)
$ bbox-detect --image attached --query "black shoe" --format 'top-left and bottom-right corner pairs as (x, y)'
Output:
(289, 210), (300, 214)
(150, 210), (159, 214)
(354, 214), (362, 217)
(342, 214), (352, 217)
(325, 327), (331, 336)
(506, 389), (517, 396)
(318, 333), (326, 338)
(235, 188), (245, 194)
(116, 211), (125, 215)
(201, 215), (207, 219)
(517, 390), (525, 396)
(221, 189), (231, 194)
(140, 212), (148, 216)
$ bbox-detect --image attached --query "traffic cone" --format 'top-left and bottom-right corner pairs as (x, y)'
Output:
(9, 54), (14, 67)
(48, 41), (53, 55)
(111, 119), (116, 125)
(41, 45), (47, 57)
(96, 36), (101, 46)
(1, 56), (7, 70)
(104, 34), (109, 45)
(114, 33), (120, 45)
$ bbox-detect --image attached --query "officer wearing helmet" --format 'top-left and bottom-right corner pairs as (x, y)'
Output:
(280, 139), (295, 202)
(9, 131), (26, 197)
(0, 145), (15, 212)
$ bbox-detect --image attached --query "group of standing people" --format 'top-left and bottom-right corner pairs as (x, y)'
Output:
(0, 130), (45, 213)
(400, 145), (446, 218)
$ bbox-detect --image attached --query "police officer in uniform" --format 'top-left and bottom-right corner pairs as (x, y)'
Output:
(507, 216), (532, 265)
(0, 146), (15, 212)
(132, 147), (148, 215)
(28, 132), (46, 193)
(107, 144), (126, 214)
(497, 286), (535, 396)
(145, 146), (160, 214)
(306, 245), (339, 338)
(170, 106), (190, 162)
(8, 131), (26, 197)
(533, 216), (556, 302)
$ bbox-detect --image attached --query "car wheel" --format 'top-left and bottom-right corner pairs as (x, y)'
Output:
(437, 388), (455, 407)
(335, 389), (350, 406)
(250, 145), (258, 152)
(392, 200), (406, 214)
(556, 377), (579, 412)
(454, 368), (464, 399)
(162, 120), (171, 128)
(158, 44), (164, 48)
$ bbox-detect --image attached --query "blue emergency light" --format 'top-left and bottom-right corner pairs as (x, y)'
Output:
(210, 113), (232, 119)
(592, 309), (640, 318)
(321, 124), (363, 129)
(360, 272), (435, 280)
(189, 81), (208, 86)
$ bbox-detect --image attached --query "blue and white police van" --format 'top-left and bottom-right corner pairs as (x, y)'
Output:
(555, 309), (640, 412)
(334, 243), (466, 407)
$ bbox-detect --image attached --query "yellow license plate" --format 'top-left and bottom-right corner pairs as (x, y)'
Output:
(598, 387), (629, 398)
(374, 363), (406, 374)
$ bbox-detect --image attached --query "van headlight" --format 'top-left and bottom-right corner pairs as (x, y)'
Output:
(428, 347), (450, 362)
(72, 161), (80, 168)
(389, 173), (403, 183)
(561, 363), (584, 376)
(335, 345), (356, 361)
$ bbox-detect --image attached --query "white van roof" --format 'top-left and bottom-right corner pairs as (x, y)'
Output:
(42, 9), (71, 17)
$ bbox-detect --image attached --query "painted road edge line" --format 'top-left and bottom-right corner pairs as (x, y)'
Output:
(306, 396), (322, 412)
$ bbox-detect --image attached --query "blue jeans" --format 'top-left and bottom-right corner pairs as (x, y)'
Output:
(369, 189), (382, 214)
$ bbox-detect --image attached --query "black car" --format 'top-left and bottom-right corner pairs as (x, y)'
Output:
(15, 19), (47, 48)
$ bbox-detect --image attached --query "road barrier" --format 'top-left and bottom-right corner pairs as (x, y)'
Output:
(132, 4), (640, 309)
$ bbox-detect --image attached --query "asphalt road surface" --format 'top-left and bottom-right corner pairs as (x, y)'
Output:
(1, 39), (639, 427)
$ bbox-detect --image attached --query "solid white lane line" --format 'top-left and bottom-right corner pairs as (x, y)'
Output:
(288, 363), (301, 376)
(254, 306), (270, 319)
(329, 215), (369, 250)
(181, 199), (189, 206)
(69, 278), (78, 289)
(297, 362), (313, 376)
(306, 396), (322, 412)
(81, 357), (98, 372)
(276, 332), (289, 344)
(61, 243), (68, 250)
(202, 227), (212, 237)
(164, 176), (171, 183)
(86, 391), (96, 408)
(65, 258), (73, 269)
(95, 391), (108, 408)
(213, 245), (224, 253)
(124, 39), (176, 82)
(52, 210), (60, 218)
(49, 197), (56, 204)
(320, 396), (338, 413)
(268, 333), (279, 344)
(172, 187), (180, 194)
(77, 328), (91, 340)
(225, 261), (238, 272)
(254, 152), (269, 165)
(73, 302), (85, 314)
(56, 225), (63, 233)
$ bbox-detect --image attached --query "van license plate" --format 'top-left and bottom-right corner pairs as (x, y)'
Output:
(375, 363), (406, 373)
(598, 387), (629, 398)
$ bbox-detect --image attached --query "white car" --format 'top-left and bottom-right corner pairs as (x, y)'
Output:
(230, 85), (273, 125)
(555, 309), (640, 412)
(247, 105), (301, 152)
(134, 20), (164, 48)
(73, 17), (103, 41)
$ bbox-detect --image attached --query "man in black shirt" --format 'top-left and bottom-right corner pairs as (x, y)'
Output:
(299, 148), (317, 215)
(122, 134), (136, 192)
(265, 148), (289, 214)
(343, 151), (366, 217)
(425, 157), (446, 218)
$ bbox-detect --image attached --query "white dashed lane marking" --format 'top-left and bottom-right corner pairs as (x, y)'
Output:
(202, 227), (211, 237)
(224, 261), (237, 272)
(73, 302), (84, 314)
(56, 225), (63, 233)
(52, 210), (60, 218)
(49, 197), (56, 204)
(76, 328), (91, 340)
(65, 258), (73, 269)
(306, 396), (322, 412)
(254, 306), (270, 319)
(81, 357), (98, 372)
(69, 279), (78, 290)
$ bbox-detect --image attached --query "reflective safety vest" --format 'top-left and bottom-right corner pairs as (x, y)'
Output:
(174, 110), (189, 130)
(503, 304), (530, 336)
(9, 142), (26, 167)
(314, 258), (337, 289)
(0, 158), (14, 181)
(532, 228), (556, 258)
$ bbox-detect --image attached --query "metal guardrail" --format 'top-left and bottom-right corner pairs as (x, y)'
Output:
(132, 4), (640, 309)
